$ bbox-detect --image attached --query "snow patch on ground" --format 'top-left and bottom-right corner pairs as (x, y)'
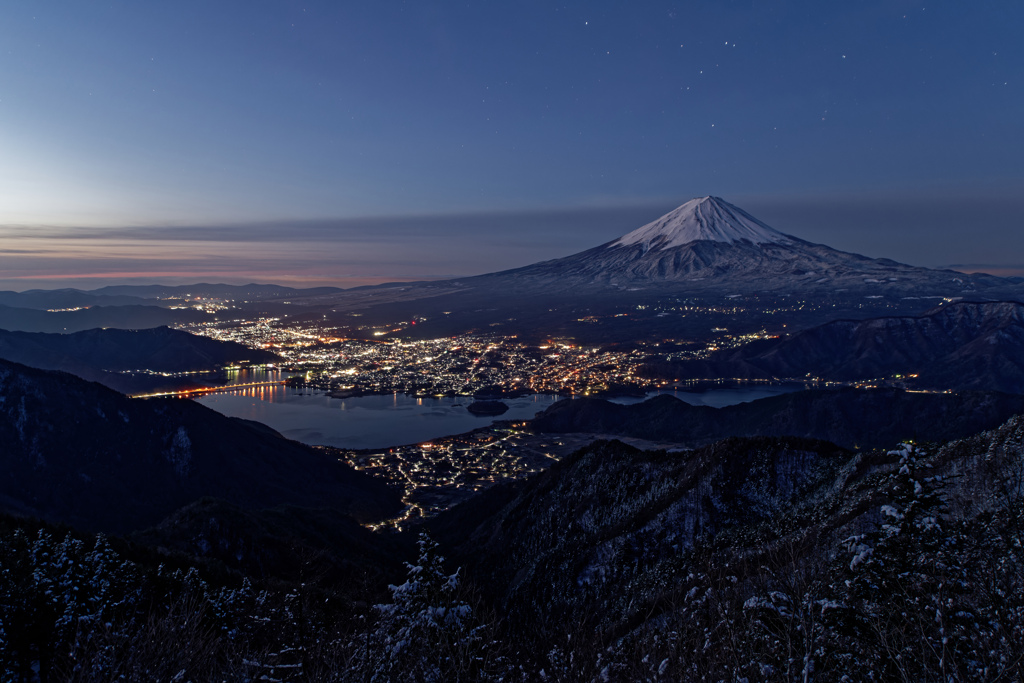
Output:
(164, 426), (193, 477)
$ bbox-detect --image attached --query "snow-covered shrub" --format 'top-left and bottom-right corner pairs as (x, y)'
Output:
(364, 532), (493, 682)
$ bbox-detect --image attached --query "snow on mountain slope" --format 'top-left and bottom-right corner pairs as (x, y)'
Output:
(611, 196), (795, 250)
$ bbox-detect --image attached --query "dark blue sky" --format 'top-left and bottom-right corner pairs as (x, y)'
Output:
(1, 1), (1022, 287)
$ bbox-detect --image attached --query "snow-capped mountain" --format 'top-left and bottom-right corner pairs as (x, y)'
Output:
(485, 195), (1008, 293)
(611, 196), (794, 249)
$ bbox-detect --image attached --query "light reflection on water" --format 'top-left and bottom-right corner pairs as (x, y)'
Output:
(609, 383), (807, 409)
(196, 387), (562, 450)
(195, 376), (807, 450)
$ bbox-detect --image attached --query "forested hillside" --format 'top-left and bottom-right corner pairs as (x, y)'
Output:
(4, 414), (1024, 680)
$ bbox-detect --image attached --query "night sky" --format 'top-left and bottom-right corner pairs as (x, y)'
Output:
(1, 1), (1022, 288)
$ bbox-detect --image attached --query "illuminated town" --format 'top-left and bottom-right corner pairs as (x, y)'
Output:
(174, 311), (782, 398)
(324, 424), (690, 529)
(330, 427), (575, 528)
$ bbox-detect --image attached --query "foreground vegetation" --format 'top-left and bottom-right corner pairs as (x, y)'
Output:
(4, 420), (1024, 681)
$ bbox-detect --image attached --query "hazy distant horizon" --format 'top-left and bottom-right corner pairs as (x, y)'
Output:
(3, 188), (1023, 291)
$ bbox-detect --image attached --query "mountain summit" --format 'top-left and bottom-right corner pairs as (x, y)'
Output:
(484, 196), (1010, 293)
(611, 196), (793, 250)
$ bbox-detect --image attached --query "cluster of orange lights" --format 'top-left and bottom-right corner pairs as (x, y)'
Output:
(132, 380), (285, 399)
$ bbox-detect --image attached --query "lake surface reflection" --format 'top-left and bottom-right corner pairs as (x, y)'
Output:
(611, 382), (807, 409)
(195, 377), (808, 450)
(197, 386), (562, 450)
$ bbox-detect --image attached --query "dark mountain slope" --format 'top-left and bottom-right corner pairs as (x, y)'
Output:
(430, 417), (1024, 680)
(0, 326), (279, 394)
(0, 303), (211, 333)
(0, 288), (152, 310)
(0, 358), (400, 533)
(432, 437), (856, 635)
(131, 497), (405, 583)
(654, 300), (1024, 393)
(0, 325), (278, 373)
(531, 388), (1024, 450)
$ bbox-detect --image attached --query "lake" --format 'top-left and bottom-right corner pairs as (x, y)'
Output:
(197, 386), (562, 450)
(615, 382), (808, 409)
(195, 376), (806, 450)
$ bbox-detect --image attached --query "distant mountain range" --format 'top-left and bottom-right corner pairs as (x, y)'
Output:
(0, 289), (154, 310)
(0, 326), (279, 394)
(0, 358), (400, 533)
(87, 283), (346, 301)
(0, 284), (345, 334)
(0, 283), (345, 310)
(0, 303), (215, 334)
(531, 388), (1024, 450)
(644, 300), (1024, 393)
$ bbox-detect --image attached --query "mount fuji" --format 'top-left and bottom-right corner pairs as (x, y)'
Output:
(301, 196), (1024, 341)
(477, 195), (1008, 293)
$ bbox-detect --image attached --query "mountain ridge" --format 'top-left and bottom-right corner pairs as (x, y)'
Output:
(530, 387), (1024, 450)
(646, 300), (1024, 393)
(0, 326), (280, 394)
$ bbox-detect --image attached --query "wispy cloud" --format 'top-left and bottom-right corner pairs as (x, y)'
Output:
(0, 205), (672, 290)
